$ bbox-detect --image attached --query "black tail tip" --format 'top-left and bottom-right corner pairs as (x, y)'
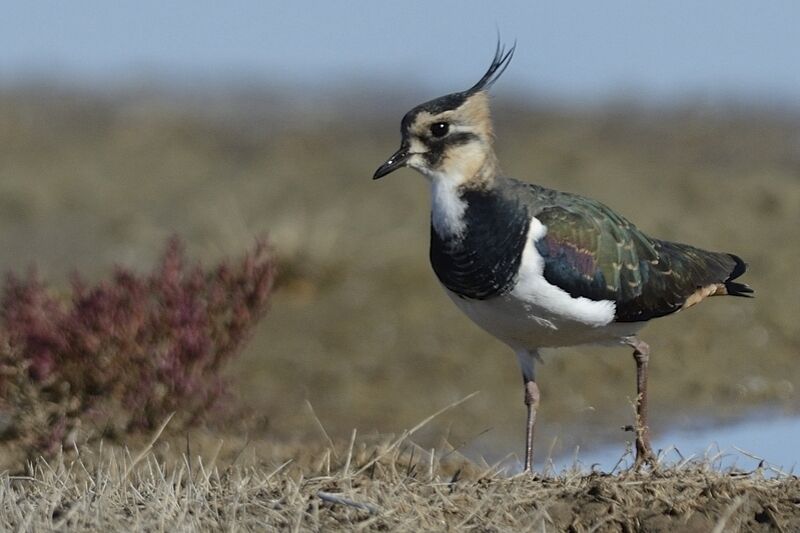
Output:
(727, 253), (748, 280)
(725, 254), (753, 297)
(726, 280), (754, 297)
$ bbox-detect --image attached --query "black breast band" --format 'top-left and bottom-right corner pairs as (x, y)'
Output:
(429, 189), (530, 300)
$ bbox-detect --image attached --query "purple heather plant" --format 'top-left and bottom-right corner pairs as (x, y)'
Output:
(0, 237), (275, 456)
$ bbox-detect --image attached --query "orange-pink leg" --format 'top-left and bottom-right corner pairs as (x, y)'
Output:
(523, 378), (540, 472)
(626, 337), (656, 468)
(516, 350), (540, 473)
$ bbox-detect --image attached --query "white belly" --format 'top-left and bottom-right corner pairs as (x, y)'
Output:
(446, 288), (643, 350)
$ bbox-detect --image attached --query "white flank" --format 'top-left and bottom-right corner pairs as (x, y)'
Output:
(445, 216), (642, 351)
(512, 217), (616, 326)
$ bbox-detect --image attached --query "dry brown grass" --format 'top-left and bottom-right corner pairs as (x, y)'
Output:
(2, 422), (798, 532)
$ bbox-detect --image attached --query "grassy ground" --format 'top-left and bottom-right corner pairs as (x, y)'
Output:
(2, 427), (798, 532)
(1, 85), (799, 462)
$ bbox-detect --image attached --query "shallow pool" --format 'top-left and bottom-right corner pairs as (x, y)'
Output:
(546, 414), (800, 475)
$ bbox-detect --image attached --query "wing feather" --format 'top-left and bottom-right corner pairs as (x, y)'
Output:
(532, 196), (749, 322)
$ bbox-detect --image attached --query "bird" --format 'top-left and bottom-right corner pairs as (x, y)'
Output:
(372, 42), (753, 472)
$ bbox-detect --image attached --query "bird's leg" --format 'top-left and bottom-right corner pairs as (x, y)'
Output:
(523, 376), (540, 473)
(626, 337), (656, 468)
(516, 350), (540, 473)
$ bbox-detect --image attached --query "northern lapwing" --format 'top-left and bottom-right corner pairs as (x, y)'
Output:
(373, 42), (753, 471)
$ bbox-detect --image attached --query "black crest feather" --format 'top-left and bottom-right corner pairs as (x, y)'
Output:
(397, 38), (517, 126)
(466, 39), (516, 95)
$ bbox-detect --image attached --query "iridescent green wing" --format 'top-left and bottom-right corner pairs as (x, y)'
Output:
(533, 196), (744, 322)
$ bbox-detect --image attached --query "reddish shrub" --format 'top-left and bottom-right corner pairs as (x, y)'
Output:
(0, 237), (275, 454)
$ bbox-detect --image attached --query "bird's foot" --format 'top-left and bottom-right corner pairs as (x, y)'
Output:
(517, 465), (541, 479)
(622, 423), (657, 471)
(633, 443), (657, 472)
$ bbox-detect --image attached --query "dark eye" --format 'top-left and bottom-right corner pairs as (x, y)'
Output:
(429, 122), (449, 138)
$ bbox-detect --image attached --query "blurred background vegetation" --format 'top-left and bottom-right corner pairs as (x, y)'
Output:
(1, 83), (798, 462)
(2, 1), (800, 466)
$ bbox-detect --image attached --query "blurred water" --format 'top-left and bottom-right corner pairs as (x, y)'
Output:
(548, 414), (800, 475)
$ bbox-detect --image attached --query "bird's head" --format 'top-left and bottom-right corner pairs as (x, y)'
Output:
(373, 42), (515, 186)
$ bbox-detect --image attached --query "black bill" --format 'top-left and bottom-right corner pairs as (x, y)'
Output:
(373, 146), (410, 179)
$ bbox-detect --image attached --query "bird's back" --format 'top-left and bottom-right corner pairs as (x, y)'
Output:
(431, 176), (752, 323)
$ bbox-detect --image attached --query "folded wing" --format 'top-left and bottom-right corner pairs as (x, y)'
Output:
(532, 198), (752, 323)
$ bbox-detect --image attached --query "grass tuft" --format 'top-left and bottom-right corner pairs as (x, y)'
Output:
(0, 431), (797, 532)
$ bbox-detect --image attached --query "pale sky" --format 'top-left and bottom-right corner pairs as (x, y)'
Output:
(3, 1), (799, 104)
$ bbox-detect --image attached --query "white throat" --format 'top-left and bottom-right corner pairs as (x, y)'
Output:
(412, 139), (494, 240)
(429, 174), (467, 239)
